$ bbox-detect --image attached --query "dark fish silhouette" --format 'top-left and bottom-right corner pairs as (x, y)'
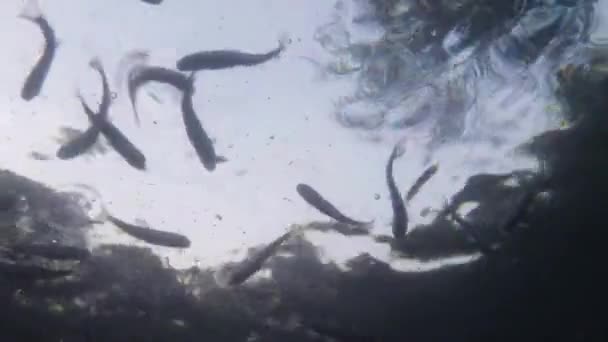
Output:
(19, 0), (58, 101)
(216, 226), (301, 286)
(12, 243), (90, 260)
(107, 215), (190, 248)
(57, 58), (110, 160)
(296, 183), (371, 226)
(176, 39), (286, 72)
(181, 75), (217, 171)
(127, 65), (190, 125)
(141, 0), (163, 4)
(405, 163), (438, 202)
(386, 144), (407, 239)
(78, 92), (147, 170)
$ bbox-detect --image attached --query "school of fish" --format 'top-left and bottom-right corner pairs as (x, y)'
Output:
(2, 0), (543, 285)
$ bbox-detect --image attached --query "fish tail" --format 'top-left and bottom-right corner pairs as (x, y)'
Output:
(127, 67), (145, 126)
(359, 219), (375, 230)
(127, 84), (141, 126)
(75, 91), (95, 119)
(19, 0), (43, 21)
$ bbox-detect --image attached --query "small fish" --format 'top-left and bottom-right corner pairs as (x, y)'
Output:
(176, 38), (287, 72)
(12, 243), (90, 260)
(57, 58), (110, 160)
(19, 0), (58, 101)
(107, 215), (191, 248)
(79, 95), (147, 170)
(181, 75), (217, 171)
(296, 183), (371, 226)
(405, 163), (438, 202)
(216, 225), (302, 286)
(141, 0), (163, 4)
(386, 144), (408, 239)
(127, 65), (190, 125)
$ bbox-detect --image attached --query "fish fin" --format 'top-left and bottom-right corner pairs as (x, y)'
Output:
(127, 67), (144, 126)
(134, 219), (150, 228)
(19, 0), (43, 21)
(216, 155), (229, 163)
